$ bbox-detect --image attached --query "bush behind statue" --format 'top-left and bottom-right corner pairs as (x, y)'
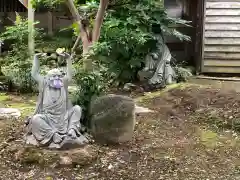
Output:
(0, 15), (74, 92)
(71, 62), (110, 126)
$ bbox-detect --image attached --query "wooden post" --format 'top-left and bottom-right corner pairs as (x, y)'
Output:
(28, 0), (35, 57)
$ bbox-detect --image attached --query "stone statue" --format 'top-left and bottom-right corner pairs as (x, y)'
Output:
(25, 52), (88, 149)
(138, 33), (176, 89)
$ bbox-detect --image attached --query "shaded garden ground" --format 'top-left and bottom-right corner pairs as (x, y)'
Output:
(1, 83), (240, 179)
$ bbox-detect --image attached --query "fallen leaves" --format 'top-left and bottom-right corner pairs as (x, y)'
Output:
(0, 85), (240, 179)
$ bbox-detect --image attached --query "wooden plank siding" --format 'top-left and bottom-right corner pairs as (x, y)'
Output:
(202, 0), (240, 73)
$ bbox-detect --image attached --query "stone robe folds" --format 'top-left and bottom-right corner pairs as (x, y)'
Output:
(25, 54), (87, 149)
(26, 79), (81, 146)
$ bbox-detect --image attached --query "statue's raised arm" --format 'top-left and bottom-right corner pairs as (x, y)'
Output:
(31, 53), (44, 82)
(57, 52), (73, 82)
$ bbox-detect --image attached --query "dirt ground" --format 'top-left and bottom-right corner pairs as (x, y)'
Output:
(1, 84), (240, 180)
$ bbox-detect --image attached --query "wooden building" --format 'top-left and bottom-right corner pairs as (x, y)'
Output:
(163, 0), (200, 70)
(0, 0), (73, 34)
(199, 0), (240, 74)
(165, 0), (240, 75)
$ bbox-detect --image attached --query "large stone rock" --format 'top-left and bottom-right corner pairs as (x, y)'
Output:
(90, 94), (136, 144)
(0, 108), (21, 120)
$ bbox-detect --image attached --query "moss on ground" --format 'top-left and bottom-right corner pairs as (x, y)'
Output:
(198, 128), (219, 148)
(0, 93), (36, 118)
(0, 93), (9, 101)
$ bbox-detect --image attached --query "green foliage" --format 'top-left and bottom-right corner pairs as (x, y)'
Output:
(0, 15), (42, 43)
(31, 0), (63, 9)
(72, 62), (109, 125)
(0, 14), (78, 92)
(31, 0), (191, 87)
(89, 0), (191, 85)
(1, 44), (36, 92)
(0, 15), (44, 92)
(36, 30), (76, 53)
(60, 0), (191, 126)
(175, 66), (193, 82)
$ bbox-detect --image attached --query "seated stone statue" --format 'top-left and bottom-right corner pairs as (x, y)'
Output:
(138, 34), (176, 89)
(25, 52), (88, 149)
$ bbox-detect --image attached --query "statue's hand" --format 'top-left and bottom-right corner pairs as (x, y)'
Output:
(58, 52), (72, 59)
(70, 52), (76, 59)
(143, 67), (149, 71)
(24, 116), (31, 126)
(151, 53), (158, 59)
(53, 133), (63, 144)
(68, 129), (77, 139)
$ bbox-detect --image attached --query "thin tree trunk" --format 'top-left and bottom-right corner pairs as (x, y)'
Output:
(92, 0), (109, 42)
(66, 0), (90, 54)
(66, 0), (109, 71)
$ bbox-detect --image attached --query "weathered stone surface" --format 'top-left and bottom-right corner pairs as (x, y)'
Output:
(0, 108), (21, 120)
(138, 70), (153, 82)
(90, 94), (136, 144)
(11, 144), (98, 167)
(25, 53), (88, 149)
(59, 156), (73, 166)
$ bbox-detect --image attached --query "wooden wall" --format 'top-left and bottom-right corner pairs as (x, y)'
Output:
(164, 0), (198, 65)
(201, 0), (240, 73)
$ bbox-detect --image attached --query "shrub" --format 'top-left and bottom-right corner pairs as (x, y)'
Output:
(0, 14), (44, 92)
(0, 14), (75, 92)
(72, 61), (110, 126)
(90, 0), (190, 85)
(174, 66), (193, 82)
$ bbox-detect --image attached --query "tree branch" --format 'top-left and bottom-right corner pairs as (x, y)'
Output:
(92, 0), (109, 43)
(66, 0), (90, 53)
(71, 34), (81, 53)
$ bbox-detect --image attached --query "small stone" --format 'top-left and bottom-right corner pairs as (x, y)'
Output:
(135, 105), (154, 114)
(108, 164), (113, 170)
(123, 83), (137, 91)
(0, 108), (21, 120)
(59, 156), (72, 166)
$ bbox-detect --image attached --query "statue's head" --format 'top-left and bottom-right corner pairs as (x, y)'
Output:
(47, 68), (64, 89)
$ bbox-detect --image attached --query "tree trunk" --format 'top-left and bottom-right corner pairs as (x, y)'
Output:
(66, 0), (91, 54)
(92, 0), (109, 43)
(66, 0), (109, 71)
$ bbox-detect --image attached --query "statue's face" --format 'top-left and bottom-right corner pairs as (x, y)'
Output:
(47, 69), (64, 89)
